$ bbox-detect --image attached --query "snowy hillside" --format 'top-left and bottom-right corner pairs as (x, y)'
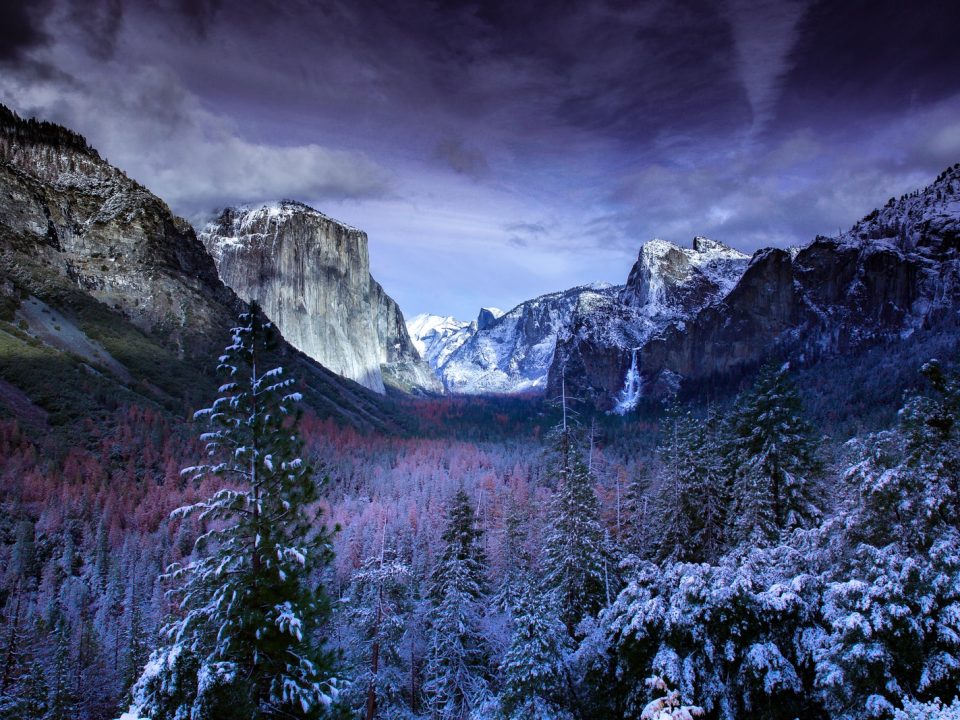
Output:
(425, 284), (619, 394)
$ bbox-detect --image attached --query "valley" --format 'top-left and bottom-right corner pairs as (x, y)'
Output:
(1, 104), (960, 720)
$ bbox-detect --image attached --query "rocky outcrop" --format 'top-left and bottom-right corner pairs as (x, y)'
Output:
(407, 313), (475, 370)
(200, 202), (439, 395)
(548, 237), (750, 408)
(476, 307), (504, 331)
(0, 104), (235, 358)
(632, 164), (960, 400)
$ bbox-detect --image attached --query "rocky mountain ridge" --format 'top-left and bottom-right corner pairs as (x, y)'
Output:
(413, 237), (749, 398)
(413, 164), (960, 410)
(629, 164), (960, 400)
(0, 104), (398, 431)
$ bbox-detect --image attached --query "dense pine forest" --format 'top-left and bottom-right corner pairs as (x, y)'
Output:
(1, 304), (959, 720)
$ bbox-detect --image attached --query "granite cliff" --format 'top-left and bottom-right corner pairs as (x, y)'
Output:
(632, 165), (960, 399)
(200, 202), (439, 395)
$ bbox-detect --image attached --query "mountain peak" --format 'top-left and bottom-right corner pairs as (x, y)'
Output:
(477, 306), (504, 330)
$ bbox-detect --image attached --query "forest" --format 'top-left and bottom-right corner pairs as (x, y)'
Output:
(1, 311), (960, 720)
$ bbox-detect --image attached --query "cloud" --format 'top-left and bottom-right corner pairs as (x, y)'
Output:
(0, 62), (392, 217)
(3, 0), (960, 320)
(434, 137), (489, 179)
(0, 0), (54, 61)
(600, 95), (960, 255)
(726, 0), (809, 131)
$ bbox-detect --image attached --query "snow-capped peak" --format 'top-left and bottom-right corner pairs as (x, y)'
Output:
(622, 236), (749, 313)
(406, 313), (474, 370)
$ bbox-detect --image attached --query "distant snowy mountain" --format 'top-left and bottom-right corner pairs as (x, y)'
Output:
(407, 313), (475, 370)
(434, 284), (619, 394)
(412, 238), (751, 397)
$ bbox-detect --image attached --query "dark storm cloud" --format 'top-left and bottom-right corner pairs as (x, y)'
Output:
(2, 0), (960, 317)
(66, 0), (125, 61)
(173, 0), (225, 38)
(0, 0), (53, 61)
(777, 0), (960, 124)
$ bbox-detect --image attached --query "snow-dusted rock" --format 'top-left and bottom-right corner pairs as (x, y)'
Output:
(407, 313), (475, 370)
(200, 202), (439, 395)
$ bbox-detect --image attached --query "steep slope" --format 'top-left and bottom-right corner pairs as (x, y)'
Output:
(200, 202), (440, 395)
(625, 163), (960, 402)
(549, 237), (750, 408)
(0, 105), (398, 431)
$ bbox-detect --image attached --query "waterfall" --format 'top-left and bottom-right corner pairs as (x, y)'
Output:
(612, 348), (641, 415)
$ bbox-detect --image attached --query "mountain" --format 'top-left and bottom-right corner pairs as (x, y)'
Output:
(549, 237), (751, 409)
(200, 202), (440, 395)
(0, 104), (398, 431)
(407, 313), (475, 369)
(424, 284), (619, 394)
(551, 164), (960, 408)
(416, 238), (749, 397)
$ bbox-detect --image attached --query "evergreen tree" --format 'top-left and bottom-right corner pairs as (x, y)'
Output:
(622, 467), (654, 558)
(654, 409), (726, 563)
(423, 490), (489, 719)
(342, 544), (412, 720)
(491, 499), (530, 614)
(47, 618), (77, 720)
(499, 583), (572, 720)
(129, 305), (339, 719)
(727, 363), (819, 546)
(542, 424), (608, 635)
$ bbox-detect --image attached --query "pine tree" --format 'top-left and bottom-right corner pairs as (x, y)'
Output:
(542, 424), (608, 635)
(727, 363), (819, 546)
(491, 499), (530, 614)
(129, 305), (339, 719)
(47, 617), (77, 720)
(654, 409), (726, 563)
(622, 467), (654, 557)
(342, 543), (412, 720)
(423, 489), (489, 720)
(499, 583), (572, 720)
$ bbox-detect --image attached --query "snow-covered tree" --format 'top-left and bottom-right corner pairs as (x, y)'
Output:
(543, 424), (609, 635)
(653, 409), (726, 563)
(341, 542), (412, 720)
(728, 363), (820, 546)
(499, 582), (572, 720)
(850, 359), (960, 550)
(423, 489), (490, 720)
(491, 499), (530, 615)
(128, 305), (339, 719)
(894, 697), (960, 720)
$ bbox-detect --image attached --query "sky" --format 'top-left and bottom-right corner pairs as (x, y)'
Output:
(2, 0), (960, 320)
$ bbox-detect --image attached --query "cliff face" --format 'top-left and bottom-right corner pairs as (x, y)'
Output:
(200, 202), (439, 394)
(0, 104), (400, 432)
(0, 105), (235, 358)
(630, 164), (960, 400)
(548, 237), (750, 408)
